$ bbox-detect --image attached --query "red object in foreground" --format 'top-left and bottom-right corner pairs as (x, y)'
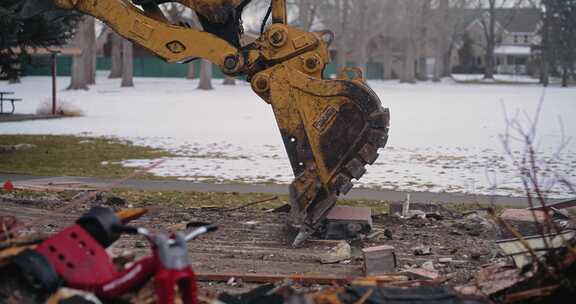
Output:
(3, 181), (14, 191)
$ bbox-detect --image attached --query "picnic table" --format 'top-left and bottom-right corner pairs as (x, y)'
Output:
(0, 91), (22, 114)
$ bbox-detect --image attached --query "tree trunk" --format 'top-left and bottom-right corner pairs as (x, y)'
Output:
(562, 68), (568, 87)
(484, 44), (495, 79)
(540, 3), (550, 87)
(121, 39), (134, 87)
(197, 59), (213, 90)
(436, 0), (451, 79)
(86, 17), (96, 85)
(433, 53), (442, 82)
(68, 17), (90, 90)
(186, 62), (196, 79)
(443, 45), (453, 77)
(223, 76), (236, 85)
(417, 57), (428, 81)
(109, 31), (122, 78)
(383, 50), (393, 80)
(334, 0), (349, 75)
(400, 41), (416, 84)
(298, 0), (310, 30)
(335, 40), (347, 75)
(483, 3), (496, 80)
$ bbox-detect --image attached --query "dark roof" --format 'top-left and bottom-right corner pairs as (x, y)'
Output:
(495, 8), (541, 33)
(460, 8), (541, 33)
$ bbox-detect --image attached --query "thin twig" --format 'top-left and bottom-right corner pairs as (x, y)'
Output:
(225, 196), (279, 212)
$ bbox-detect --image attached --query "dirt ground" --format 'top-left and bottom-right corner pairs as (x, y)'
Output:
(0, 190), (501, 295)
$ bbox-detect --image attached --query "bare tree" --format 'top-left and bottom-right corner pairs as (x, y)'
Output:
(162, 3), (209, 83)
(295, 0), (319, 31)
(186, 62), (196, 79)
(416, 0), (432, 81)
(432, 0), (479, 81)
(398, 0), (422, 84)
(475, 0), (525, 79)
(86, 17), (96, 85)
(482, 0), (498, 79)
(68, 16), (94, 90)
(109, 31), (122, 78)
(198, 59), (213, 90)
(432, 0), (451, 81)
(223, 76), (236, 85)
(121, 39), (134, 87)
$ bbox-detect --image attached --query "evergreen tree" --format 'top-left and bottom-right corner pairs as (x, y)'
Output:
(547, 0), (576, 87)
(0, 0), (79, 82)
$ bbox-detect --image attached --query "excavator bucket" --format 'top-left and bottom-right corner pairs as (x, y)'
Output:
(254, 62), (390, 247)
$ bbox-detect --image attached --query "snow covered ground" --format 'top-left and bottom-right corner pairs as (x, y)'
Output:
(1, 74), (575, 198)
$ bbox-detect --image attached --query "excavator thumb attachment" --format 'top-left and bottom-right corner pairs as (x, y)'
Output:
(253, 64), (390, 247)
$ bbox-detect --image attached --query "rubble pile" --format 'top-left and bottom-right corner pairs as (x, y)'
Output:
(0, 190), (574, 303)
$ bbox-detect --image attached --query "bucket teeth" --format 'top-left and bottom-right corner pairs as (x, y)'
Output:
(368, 129), (389, 147)
(369, 110), (390, 129)
(358, 143), (379, 165)
(345, 158), (367, 180)
(332, 174), (353, 195)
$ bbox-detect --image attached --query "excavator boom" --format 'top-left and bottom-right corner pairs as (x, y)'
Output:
(38, 0), (390, 247)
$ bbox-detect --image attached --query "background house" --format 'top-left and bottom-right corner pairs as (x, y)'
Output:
(461, 8), (541, 76)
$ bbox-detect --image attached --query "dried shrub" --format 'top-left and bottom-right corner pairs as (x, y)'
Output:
(35, 99), (83, 117)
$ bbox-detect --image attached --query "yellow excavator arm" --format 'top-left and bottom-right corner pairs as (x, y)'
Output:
(48, 0), (390, 247)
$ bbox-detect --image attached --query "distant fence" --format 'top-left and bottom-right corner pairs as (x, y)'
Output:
(23, 55), (386, 80)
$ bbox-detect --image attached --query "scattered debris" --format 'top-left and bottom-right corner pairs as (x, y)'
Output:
(421, 260), (435, 271)
(324, 206), (372, 240)
(226, 277), (245, 288)
(383, 229), (393, 240)
(46, 288), (102, 304)
(500, 208), (547, 223)
(0, 216), (21, 241)
(92, 192), (127, 208)
(320, 241), (352, 264)
(529, 197), (576, 211)
(402, 268), (440, 280)
(1, 189), (574, 303)
(452, 211), (498, 238)
(225, 196), (278, 212)
(412, 246), (433, 256)
(305, 285), (489, 304)
(362, 245), (397, 275)
(389, 199), (461, 219)
(438, 257), (453, 264)
(402, 193), (411, 218)
(496, 230), (576, 268)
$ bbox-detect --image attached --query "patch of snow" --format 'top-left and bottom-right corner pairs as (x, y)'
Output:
(1, 75), (575, 198)
(452, 74), (540, 83)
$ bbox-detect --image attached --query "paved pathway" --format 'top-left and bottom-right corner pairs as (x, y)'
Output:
(0, 114), (64, 123)
(0, 173), (535, 207)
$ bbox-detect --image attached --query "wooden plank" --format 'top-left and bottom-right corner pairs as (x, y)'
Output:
(196, 272), (407, 285)
(529, 198), (576, 211)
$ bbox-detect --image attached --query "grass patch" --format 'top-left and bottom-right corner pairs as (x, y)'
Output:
(111, 189), (393, 213)
(112, 189), (290, 209)
(1, 188), (518, 216)
(0, 135), (171, 178)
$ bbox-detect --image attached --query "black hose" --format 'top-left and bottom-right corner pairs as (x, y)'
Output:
(260, 2), (273, 35)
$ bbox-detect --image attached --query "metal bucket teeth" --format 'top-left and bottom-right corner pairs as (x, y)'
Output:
(369, 111), (390, 129)
(332, 174), (353, 195)
(345, 158), (367, 180)
(358, 143), (379, 165)
(367, 129), (389, 147)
